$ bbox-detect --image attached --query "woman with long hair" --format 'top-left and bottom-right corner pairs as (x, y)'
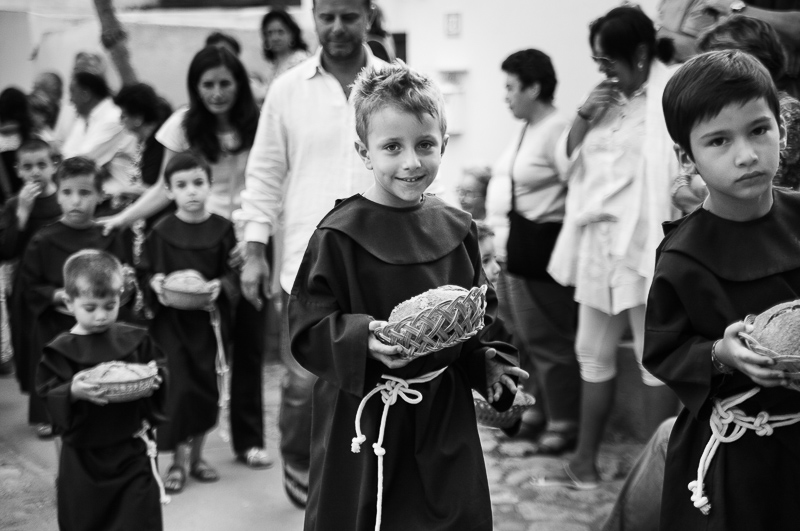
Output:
(260, 9), (310, 92)
(101, 46), (271, 493)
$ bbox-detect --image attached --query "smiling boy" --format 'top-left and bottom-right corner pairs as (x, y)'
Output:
(289, 62), (525, 531)
(643, 50), (800, 530)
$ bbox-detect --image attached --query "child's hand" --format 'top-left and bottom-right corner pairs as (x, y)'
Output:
(149, 274), (167, 305)
(17, 181), (42, 214)
(715, 321), (790, 388)
(228, 242), (246, 270)
(367, 320), (412, 369)
(70, 372), (109, 405)
(485, 348), (529, 403)
(142, 374), (163, 397)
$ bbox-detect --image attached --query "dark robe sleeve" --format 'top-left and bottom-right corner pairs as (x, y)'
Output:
(0, 196), (22, 260)
(35, 346), (75, 431)
(289, 230), (372, 398)
(21, 234), (58, 317)
(138, 334), (169, 425)
(217, 227), (240, 307)
(643, 256), (722, 419)
(136, 229), (162, 315)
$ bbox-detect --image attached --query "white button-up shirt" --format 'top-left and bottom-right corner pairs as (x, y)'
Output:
(241, 48), (386, 293)
(61, 97), (137, 197)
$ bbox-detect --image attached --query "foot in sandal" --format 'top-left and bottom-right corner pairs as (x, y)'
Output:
(236, 447), (274, 469)
(164, 465), (187, 494)
(189, 459), (220, 482)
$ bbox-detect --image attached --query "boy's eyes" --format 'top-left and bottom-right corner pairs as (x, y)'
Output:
(752, 126), (769, 136)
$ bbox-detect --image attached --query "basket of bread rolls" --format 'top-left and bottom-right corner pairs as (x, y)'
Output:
(374, 284), (487, 359)
(76, 361), (158, 403)
(160, 270), (216, 310)
(473, 389), (536, 429)
(739, 299), (800, 391)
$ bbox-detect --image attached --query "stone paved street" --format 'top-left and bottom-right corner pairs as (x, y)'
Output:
(0, 362), (643, 530)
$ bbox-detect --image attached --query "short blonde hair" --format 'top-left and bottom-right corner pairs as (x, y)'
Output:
(352, 61), (447, 144)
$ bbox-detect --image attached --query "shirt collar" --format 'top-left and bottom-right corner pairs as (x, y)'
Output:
(301, 44), (379, 80)
(82, 97), (114, 122)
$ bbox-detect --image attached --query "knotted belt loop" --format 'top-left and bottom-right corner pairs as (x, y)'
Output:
(133, 420), (170, 504)
(351, 367), (448, 531)
(688, 387), (800, 515)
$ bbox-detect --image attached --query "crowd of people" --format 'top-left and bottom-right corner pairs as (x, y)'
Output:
(1, 0), (800, 530)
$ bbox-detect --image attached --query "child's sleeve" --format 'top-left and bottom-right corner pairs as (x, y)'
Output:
(0, 197), (23, 260)
(138, 334), (168, 425)
(136, 229), (163, 313)
(217, 225), (240, 305)
(643, 256), (725, 419)
(35, 346), (75, 432)
(20, 234), (58, 316)
(456, 225), (520, 412)
(289, 230), (373, 397)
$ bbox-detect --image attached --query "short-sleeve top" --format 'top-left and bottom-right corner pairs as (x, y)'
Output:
(155, 107), (250, 219)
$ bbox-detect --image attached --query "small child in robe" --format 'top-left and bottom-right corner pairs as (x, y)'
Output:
(289, 62), (527, 531)
(36, 249), (167, 531)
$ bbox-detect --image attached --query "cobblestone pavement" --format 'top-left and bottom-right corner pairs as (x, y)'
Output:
(0, 364), (643, 530)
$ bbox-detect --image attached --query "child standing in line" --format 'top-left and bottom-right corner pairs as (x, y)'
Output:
(645, 50), (800, 530)
(289, 63), (527, 531)
(0, 139), (61, 415)
(36, 249), (167, 531)
(140, 152), (237, 494)
(20, 156), (130, 438)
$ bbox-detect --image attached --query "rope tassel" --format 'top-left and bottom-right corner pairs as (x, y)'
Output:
(134, 421), (171, 505)
(689, 387), (800, 515)
(351, 367), (447, 531)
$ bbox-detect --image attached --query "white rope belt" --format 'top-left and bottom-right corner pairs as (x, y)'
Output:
(209, 306), (230, 408)
(689, 386), (800, 515)
(351, 367), (447, 531)
(133, 420), (170, 505)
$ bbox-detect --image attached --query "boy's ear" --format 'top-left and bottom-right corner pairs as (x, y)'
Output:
(354, 140), (373, 170)
(524, 82), (541, 101)
(674, 144), (696, 175)
(164, 182), (174, 200)
(441, 134), (449, 155)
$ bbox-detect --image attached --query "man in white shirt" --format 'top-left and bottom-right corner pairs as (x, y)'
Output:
(62, 71), (138, 201)
(239, 0), (386, 509)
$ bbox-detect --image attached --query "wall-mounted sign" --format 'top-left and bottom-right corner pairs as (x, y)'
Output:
(444, 13), (461, 38)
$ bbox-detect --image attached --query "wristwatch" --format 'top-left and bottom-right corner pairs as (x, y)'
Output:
(730, 1), (747, 14)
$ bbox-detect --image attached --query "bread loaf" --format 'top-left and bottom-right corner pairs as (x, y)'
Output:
(163, 270), (211, 294)
(81, 361), (157, 385)
(389, 285), (468, 322)
(751, 300), (800, 357)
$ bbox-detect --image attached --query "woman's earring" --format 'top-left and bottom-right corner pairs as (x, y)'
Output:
(638, 61), (644, 70)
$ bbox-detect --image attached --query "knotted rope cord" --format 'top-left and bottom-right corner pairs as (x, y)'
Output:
(209, 306), (230, 408)
(351, 367), (448, 531)
(689, 386), (800, 515)
(133, 420), (171, 504)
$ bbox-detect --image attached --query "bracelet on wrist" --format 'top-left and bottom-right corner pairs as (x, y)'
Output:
(577, 107), (594, 121)
(711, 339), (734, 374)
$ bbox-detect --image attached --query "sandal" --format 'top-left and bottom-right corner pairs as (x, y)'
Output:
(164, 465), (186, 494)
(236, 447), (274, 469)
(532, 429), (578, 456)
(189, 460), (220, 483)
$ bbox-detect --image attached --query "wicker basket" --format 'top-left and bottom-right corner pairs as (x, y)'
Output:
(740, 311), (800, 391)
(374, 285), (487, 359)
(473, 390), (536, 429)
(161, 270), (215, 310)
(77, 361), (158, 403)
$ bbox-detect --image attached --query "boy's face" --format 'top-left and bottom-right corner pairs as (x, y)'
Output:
(58, 174), (101, 228)
(355, 106), (448, 208)
(457, 174), (486, 217)
(479, 237), (501, 286)
(166, 167), (211, 215)
(681, 97), (783, 216)
(17, 149), (56, 190)
(66, 287), (120, 334)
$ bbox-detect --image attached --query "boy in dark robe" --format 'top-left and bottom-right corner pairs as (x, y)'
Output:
(644, 50), (800, 531)
(0, 139), (61, 404)
(289, 63), (527, 531)
(36, 249), (167, 531)
(20, 156), (130, 438)
(139, 152), (237, 494)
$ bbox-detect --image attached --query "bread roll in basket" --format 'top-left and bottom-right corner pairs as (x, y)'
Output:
(374, 284), (487, 359)
(740, 300), (800, 391)
(161, 270), (216, 310)
(76, 361), (158, 402)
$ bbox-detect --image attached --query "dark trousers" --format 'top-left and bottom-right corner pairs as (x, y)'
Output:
(506, 273), (580, 425)
(229, 296), (266, 454)
(278, 290), (316, 473)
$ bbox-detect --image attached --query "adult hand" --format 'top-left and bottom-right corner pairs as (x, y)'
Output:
(367, 320), (412, 369)
(241, 242), (270, 311)
(716, 321), (790, 387)
(484, 348), (529, 403)
(228, 242), (246, 270)
(97, 214), (129, 236)
(70, 372), (109, 405)
(578, 79), (620, 122)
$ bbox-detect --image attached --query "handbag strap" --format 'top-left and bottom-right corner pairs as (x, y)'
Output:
(509, 123), (528, 213)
